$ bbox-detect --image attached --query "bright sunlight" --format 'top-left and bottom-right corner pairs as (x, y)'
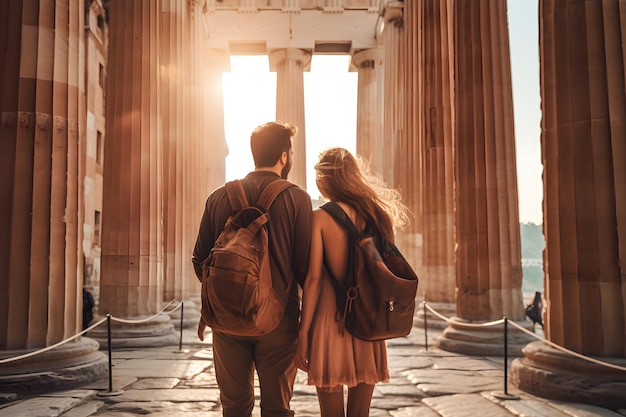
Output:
(222, 55), (357, 200)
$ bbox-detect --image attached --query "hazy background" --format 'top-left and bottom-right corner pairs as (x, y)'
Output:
(220, 0), (545, 297)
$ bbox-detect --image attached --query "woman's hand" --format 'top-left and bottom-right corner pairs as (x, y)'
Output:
(295, 332), (309, 372)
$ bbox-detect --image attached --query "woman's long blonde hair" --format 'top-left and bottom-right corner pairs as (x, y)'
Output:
(315, 147), (410, 242)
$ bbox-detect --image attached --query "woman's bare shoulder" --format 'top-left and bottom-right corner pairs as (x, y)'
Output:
(312, 207), (332, 224)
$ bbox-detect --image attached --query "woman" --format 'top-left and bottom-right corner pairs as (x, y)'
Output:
(296, 147), (410, 417)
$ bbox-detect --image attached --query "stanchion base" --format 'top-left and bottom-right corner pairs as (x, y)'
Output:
(97, 389), (124, 397)
(172, 349), (190, 354)
(491, 391), (520, 400)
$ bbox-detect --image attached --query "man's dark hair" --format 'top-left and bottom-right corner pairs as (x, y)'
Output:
(250, 121), (297, 168)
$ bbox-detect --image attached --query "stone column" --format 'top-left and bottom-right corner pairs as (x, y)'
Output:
(381, 2), (423, 274)
(351, 48), (383, 173)
(95, 0), (177, 347)
(380, 2), (403, 189)
(269, 48), (312, 190)
(0, 0), (106, 392)
(436, 1), (529, 355)
(161, 0), (189, 312)
(201, 48), (229, 199)
(511, 0), (626, 408)
(180, 4), (229, 328)
(415, 0), (457, 325)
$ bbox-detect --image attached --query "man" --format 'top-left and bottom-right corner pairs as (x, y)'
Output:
(192, 121), (312, 417)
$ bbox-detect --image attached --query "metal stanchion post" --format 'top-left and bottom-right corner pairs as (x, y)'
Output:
(423, 302), (428, 351)
(98, 314), (123, 397)
(179, 302), (184, 351)
(107, 314), (112, 392)
(174, 301), (190, 354)
(491, 317), (519, 400)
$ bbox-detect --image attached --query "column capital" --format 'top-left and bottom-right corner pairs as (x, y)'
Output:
(381, 1), (403, 27)
(351, 48), (383, 70)
(268, 48), (312, 72)
(189, 0), (206, 9)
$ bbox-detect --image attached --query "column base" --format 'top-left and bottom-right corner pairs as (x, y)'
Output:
(435, 318), (534, 356)
(0, 338), (107, 394)
(88, 314), (178, 349)
(511, 341), (626, 409)
(166, 299), (201, 329)
(415, 302), (456, 329)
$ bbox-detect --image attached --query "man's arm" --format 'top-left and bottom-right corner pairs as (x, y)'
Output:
(192, 189), (230, 280)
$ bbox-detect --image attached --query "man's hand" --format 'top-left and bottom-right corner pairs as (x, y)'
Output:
(197, 318), (207, 341)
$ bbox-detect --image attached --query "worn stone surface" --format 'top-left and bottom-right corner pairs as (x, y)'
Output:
(1, 327), (624, 417)
(0, 393), (17, 405)
(104, 389), (220, 403)
(423, 393), (515, 417)
(60, 400), (106, 417)
(0, 396), (84, 417)
(110, 359), (209, 378)
(128, 378), (180, 389)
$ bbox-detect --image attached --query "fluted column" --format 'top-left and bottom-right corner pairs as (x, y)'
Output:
(0, 0), (106, 392)
(381, 2), (422, 275)
(511, 0), (626, 408)
(352, 48), (383, 172)
(180, 7), (229, 326)
(161, 0), (189, 309)
(97, 0), (176, 347)
(415, 0), (457, 326)
(381, 3), (403, 188)
(436, 1), (528, 355)
(201, 48), (229, 198)
(269, 48), (312, 190)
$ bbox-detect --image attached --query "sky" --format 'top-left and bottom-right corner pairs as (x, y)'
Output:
(222, 0), (542, 224)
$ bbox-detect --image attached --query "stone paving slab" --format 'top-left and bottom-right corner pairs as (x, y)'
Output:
(81, 375), (138, 392)
(3, 325), (626, 417)
(111, 349), (198, 360)
(104, 388), (220, 403)
(127, 377), (180, 389)
(109, 359), (209, 378)
(390, 405), (442, 417)
(548, 401), (626, 417)
(0, 396), (85, 417)
(423, 393), (514, 417)
(404, 369), (503, 395)
(60, 400), (106, 417)
(183, 371), (218, 388)
(93, 401), (220, 417)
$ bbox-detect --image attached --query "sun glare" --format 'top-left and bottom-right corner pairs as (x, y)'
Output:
(222, 54), (358, 199)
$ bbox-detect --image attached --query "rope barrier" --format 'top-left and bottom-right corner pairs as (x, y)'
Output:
(110, 299), (181, 324)
(420, 301), (626, 373)
(507, 320), (626, 372)
(0, 300), (184, 364)
(0, 317), (108, 364)
(421, 302), (505, 328)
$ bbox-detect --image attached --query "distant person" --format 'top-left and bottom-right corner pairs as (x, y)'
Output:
(82, 288), (95, 330)
(525, 291), (543, 330)
(192, 121), (313, 417)
(295, 148), (410, 417)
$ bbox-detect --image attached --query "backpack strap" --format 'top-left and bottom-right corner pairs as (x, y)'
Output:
(225, 180), (249, 211)
(256, 179), (294, 211)
(320, 202), (370, 239)
(319, 202), (361, 326)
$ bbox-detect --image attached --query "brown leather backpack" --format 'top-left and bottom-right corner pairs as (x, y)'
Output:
(200, 179), (294, 336)
(321, 202), (419, 341)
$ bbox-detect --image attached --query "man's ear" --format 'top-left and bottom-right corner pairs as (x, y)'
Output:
(280, 151), (288, 164)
